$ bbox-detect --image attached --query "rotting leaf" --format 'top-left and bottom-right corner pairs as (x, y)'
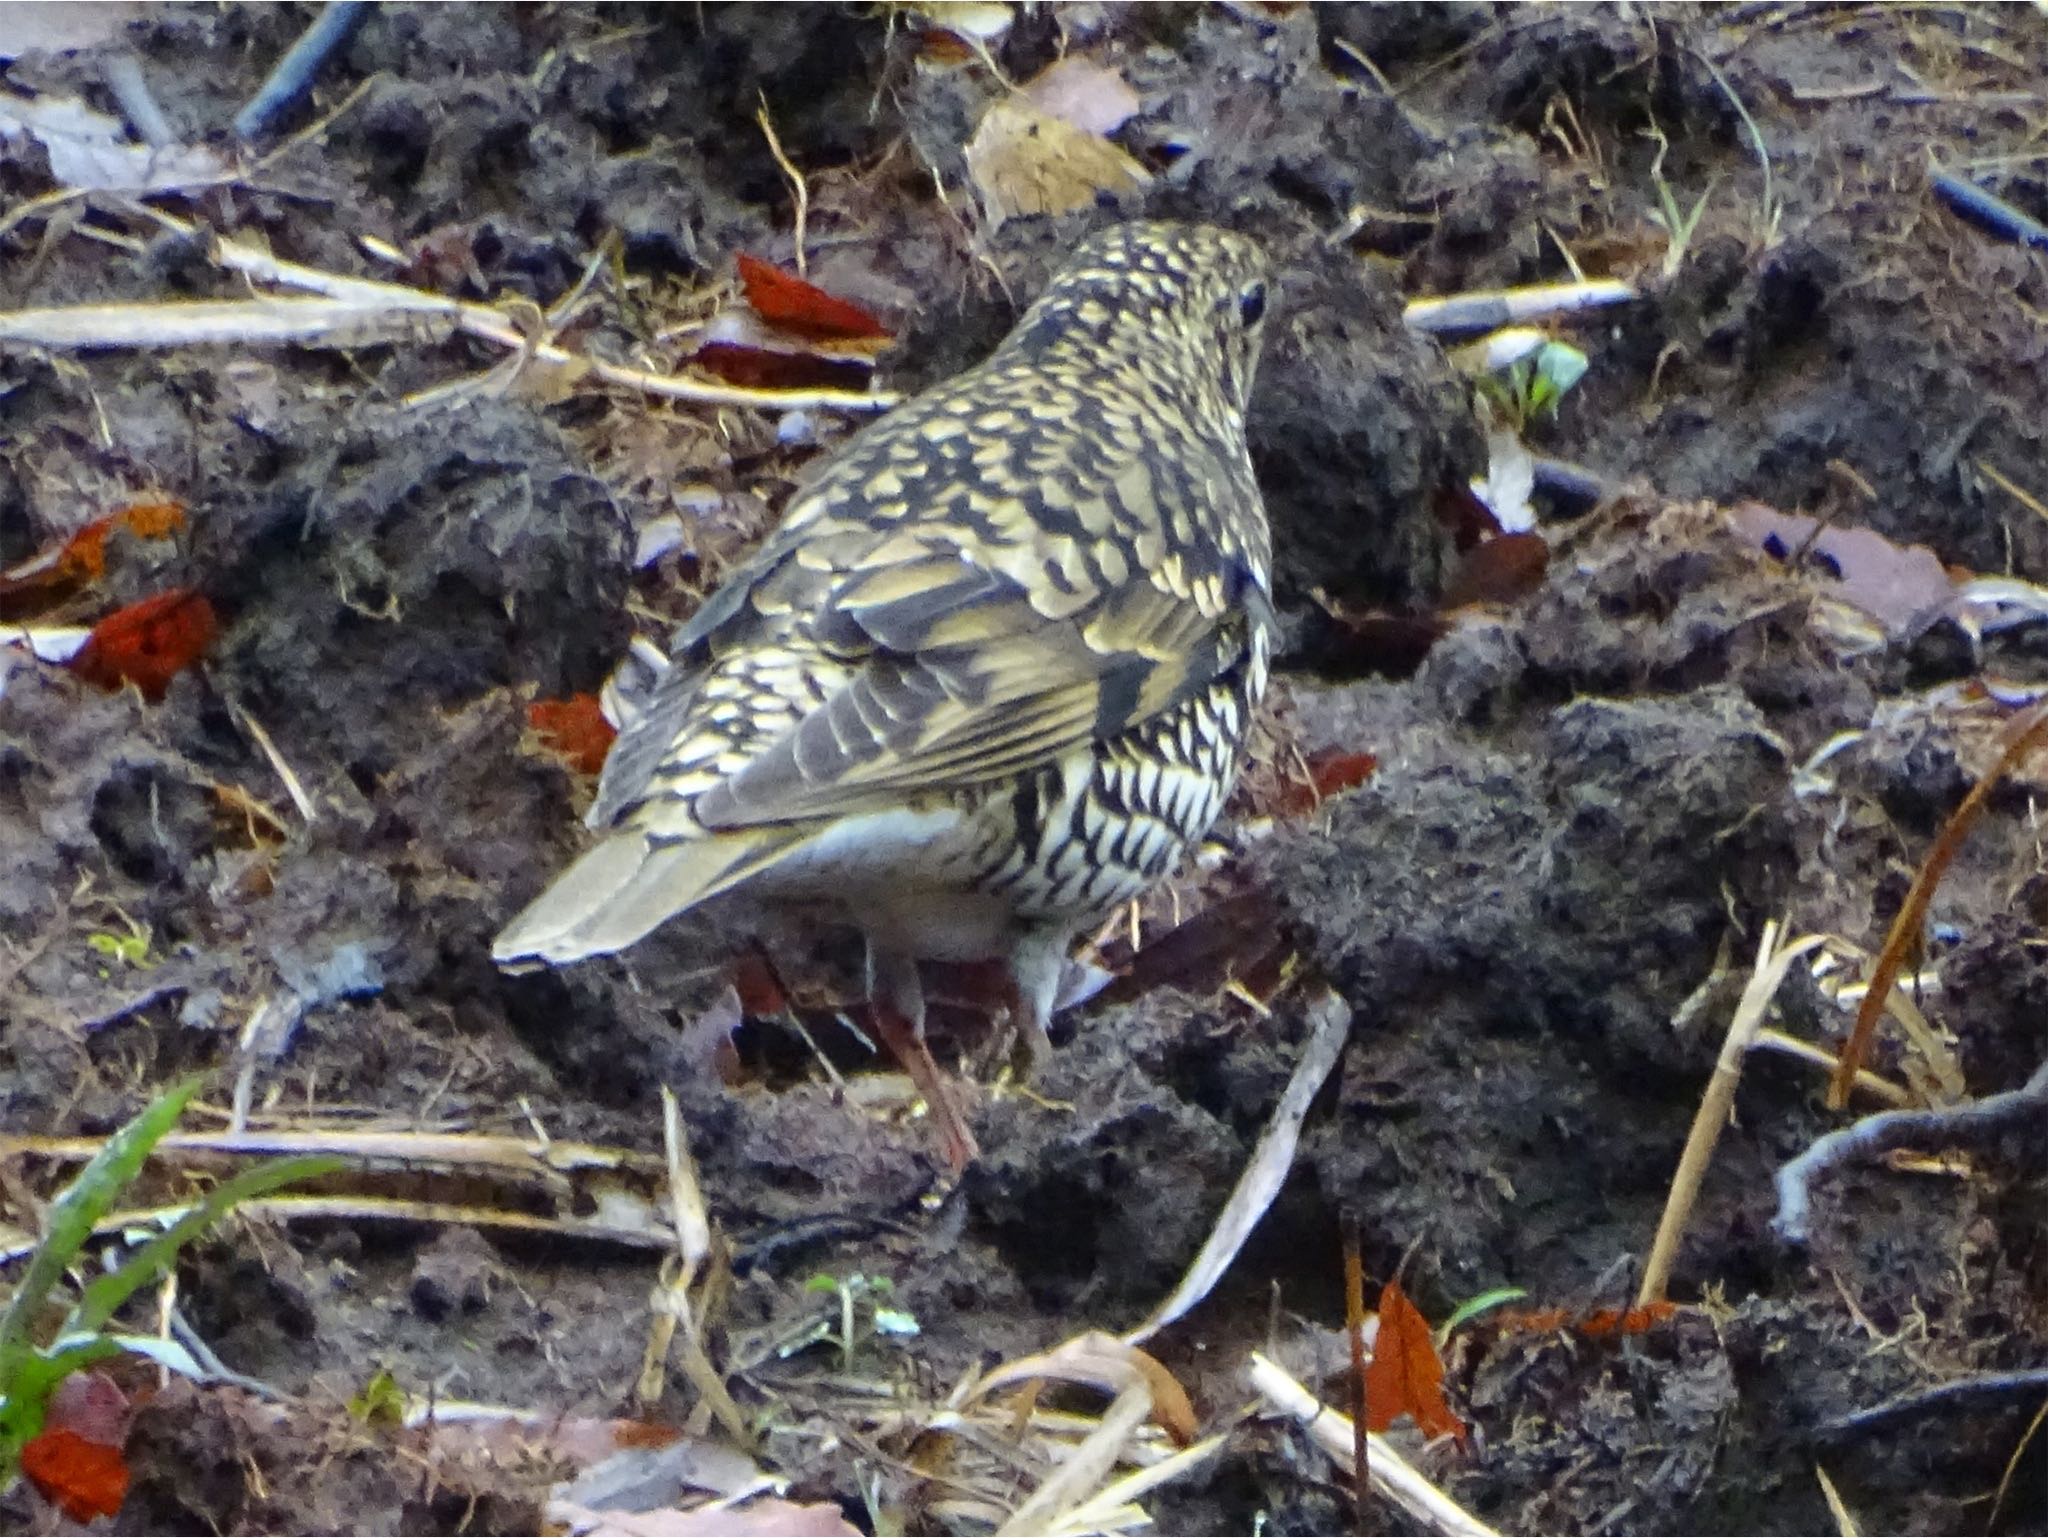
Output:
(1729, 501), (1955, 639)
(1364, 1281), (1465, 1446)
(21, 1427), (127, 1521)
(736, 253), (891, 343)
(1492, 1301), (1678, 1339)
(1440, 531), (1551, 610)
(691, 341), (875, 394)
(971, 1330), (1199, 1444)
(528, 694), (617, 775)
(1021, 56), (1142, 136)
(1270, 749), (1379, 819)
(0, 500), (186, 621)
(67, 589), (217, 700)
(965, 97), (1151, 229)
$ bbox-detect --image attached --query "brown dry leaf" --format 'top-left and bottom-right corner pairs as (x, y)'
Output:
(1021, 57), (1142, 135)
(1363, 1281), (1466, 1446)
(547, 1498), (859, 1536)
(965, 97), (1150, 229)
(1728, 502), (1955, 638)
(970, 1330), (1199, 1444)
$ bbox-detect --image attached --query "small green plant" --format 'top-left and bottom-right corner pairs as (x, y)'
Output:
(85, 916), (154, 976)
(0, 1076), (337, 1488)
(1477, 339), (1590, 432)
(780, 1272), (920, 1368)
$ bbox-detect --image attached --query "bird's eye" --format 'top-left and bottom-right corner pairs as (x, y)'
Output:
(1238, 282), (1267, 326)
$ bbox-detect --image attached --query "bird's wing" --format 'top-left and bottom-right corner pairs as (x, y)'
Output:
(594, 510), (1260, 833)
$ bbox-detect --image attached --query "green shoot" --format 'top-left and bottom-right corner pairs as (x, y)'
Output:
(1477, 339), (1590, 432)
(1434, 1286), (1528, 1349)
(0, 1076), (338, 1485)
(785, 1273), (920, 1368)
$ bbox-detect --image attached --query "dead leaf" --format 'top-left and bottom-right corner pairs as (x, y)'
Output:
(1269, 749), (1379, 819)
(528, 694), (618, 775)
(0, 499), (185, 621)
(1125, 989), (1351, 1344)
(1728, 502), (1955, 639)
(965, 97), (1150, 229)
(1021, 57), (1142, 136)
(0, 3), (147, 60)
(0, 88), (225, 191)
(23, 1371), (134, 1522)
(22, 1429), (128, 1521)
(971, 1330), (1199, 1444)
(546, 1497), (859, 1537)
(1364, 1281), (1466, 1446)
(68, 588), (217, 700)
(736, 254), (892, 343)
(690, 341), (873, 394)
(1440, 532), (1550, 609)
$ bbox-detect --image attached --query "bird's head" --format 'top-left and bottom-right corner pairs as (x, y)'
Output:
(1004, 222), (1273, 427)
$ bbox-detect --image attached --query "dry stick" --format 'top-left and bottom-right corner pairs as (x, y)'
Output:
(1830, 696), (2048, 1107)
(110, 209), (895, 415)
(1637, 921), (1829, 1308)
(1341, 1222), (1369, 1533)
(1774, 1057), (2048, 1245)
(1248, 1353), (1497, 1538)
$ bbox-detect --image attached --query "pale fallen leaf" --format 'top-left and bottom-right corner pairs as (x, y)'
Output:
(0, 89), (225, 191)
(1124, 989), (1351, 1344)
(916, 1), (1014, 44)
(968, 1330), (1198, 1444)
(0, 3), (147, 61)
(1728, 502), (1956, 639)
(1022, 57), (1142, 136)
(965, 97), (1150, 229)
(546, 1497), (858, 1537)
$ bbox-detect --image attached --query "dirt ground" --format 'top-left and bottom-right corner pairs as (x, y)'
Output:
(3, 4), (2047, 1534)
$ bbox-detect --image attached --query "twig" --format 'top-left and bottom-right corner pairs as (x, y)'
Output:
(1638, 921), (1827, 1307)
(998, 1383), (1153, 1537)
(1342, 1222), (1369, 1530)
(1815, 1366), (2048, 1442)
(1830, 696), (2048, 1105)
(756, 97), (810, 278)
(1774, 1058), (2048, 1245)
(1930, 170), (2048, 251)
(103, 52), (175, 148)
(234, 0), (375, 141)
(1247, 1352), (1498, 1538)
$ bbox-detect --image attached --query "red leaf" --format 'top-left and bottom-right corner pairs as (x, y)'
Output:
(735, 254), (891, 342)
(1440, 532), (1551, 609)
(690, 340), (874, 393)
(23, 1428), (129, 1521)
(68, 589), (217, 700)
(733, 950), (790, 1017)
(0, 500), (188, 620)
(1271, 748), (1379, 817)
(1364, 1280), (1466, 1445)
(527, 694), (617, 775)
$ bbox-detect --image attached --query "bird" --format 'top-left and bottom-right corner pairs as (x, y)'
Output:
(494, 221), (1276, 1169)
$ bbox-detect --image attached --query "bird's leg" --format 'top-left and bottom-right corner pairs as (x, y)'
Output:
(992, 929), (1065, 1075)
(866, 943), (980, 1172)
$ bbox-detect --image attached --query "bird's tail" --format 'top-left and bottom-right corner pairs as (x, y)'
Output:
(491, 829), (802, 968)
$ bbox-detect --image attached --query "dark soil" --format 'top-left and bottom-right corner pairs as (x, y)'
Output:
(4, 4), (2047, 1534)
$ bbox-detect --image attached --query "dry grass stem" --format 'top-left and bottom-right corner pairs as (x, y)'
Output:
(1247, 1352), (1498, 1537)
(1638, 920), (1828, 1308)
(1124, 987), (1350, 1344)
